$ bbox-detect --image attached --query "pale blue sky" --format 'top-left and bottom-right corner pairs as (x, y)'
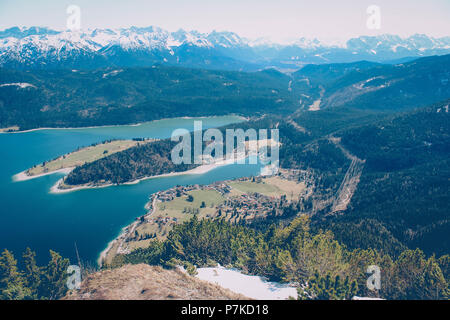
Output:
(0, 0), (449, 42)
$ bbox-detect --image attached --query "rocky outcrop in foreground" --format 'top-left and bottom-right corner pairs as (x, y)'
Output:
(64, 264), (249, 300)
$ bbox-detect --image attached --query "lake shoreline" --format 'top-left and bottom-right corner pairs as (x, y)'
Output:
(13, 167), (75, 182)
(97, 194), (159, 267)
(1, 114), (254, 267)
(12, 140), (150, 184)
(0, 114), (248, 134)
(96, 155), (257, 265)
(49, 156), (246, 194)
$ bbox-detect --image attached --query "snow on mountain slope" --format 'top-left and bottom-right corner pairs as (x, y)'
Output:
(0, 26), (449, 70)
(346, 34), (450, 56)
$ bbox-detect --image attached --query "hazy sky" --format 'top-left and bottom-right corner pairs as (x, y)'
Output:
(1, 0), (449, 42)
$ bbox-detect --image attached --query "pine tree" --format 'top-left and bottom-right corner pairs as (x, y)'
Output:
(39, 250), (70, 300)
(22, 248), (41, 299)
(422, 256), (447, 300)
(298, 273), (357, 300)
(0, 249), (31, 300)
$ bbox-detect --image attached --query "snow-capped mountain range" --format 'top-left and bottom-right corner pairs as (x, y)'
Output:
(1, 26), (449, 71)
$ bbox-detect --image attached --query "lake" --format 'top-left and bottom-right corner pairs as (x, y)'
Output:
(0, 116), (263, 265)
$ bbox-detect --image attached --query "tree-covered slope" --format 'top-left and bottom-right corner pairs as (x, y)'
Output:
(1, 54), (449, 130)
(0, 65), (296, 130)
(319, 54), (450, 111)
(281, 100), (450, 256)
(334, 101), (450, 256)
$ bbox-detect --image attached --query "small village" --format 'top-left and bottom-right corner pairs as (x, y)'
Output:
(98, 168), (312, 265)
(139, 169), (307, 234)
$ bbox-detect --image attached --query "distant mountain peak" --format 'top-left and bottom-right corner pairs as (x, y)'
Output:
(0, 26), (449, 70)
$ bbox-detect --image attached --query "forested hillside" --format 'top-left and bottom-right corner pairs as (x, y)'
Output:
(281, 100), (450, 256)
(287, 55), (449, 113)
(330, 102), (450, 256)
(1, 54), (449, 130)
(0, 66), (296, 130)
(318, 54), (450, 111)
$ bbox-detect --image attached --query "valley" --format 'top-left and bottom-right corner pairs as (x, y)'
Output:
(1, 0), (449, 303)
(0, 48), (448, 301)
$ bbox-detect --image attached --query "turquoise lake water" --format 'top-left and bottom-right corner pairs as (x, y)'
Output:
(0, 116), (262, 265)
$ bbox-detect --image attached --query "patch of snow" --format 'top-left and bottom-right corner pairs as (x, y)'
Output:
(308, 99), (321, 111)
(196, 266), (297, 300)
(102, 69), (123, 78)
(0, 82), (36, 89)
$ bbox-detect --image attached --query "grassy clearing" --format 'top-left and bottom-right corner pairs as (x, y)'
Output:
(264, 176), (306, 199)
(229, 177), (305, 199)
(228, 180), (280, 196)
(159, 190), (225, 213)
(132, 189), (226, 244)
(155, 189), (225, 221)
(27, 140), (148, 176)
